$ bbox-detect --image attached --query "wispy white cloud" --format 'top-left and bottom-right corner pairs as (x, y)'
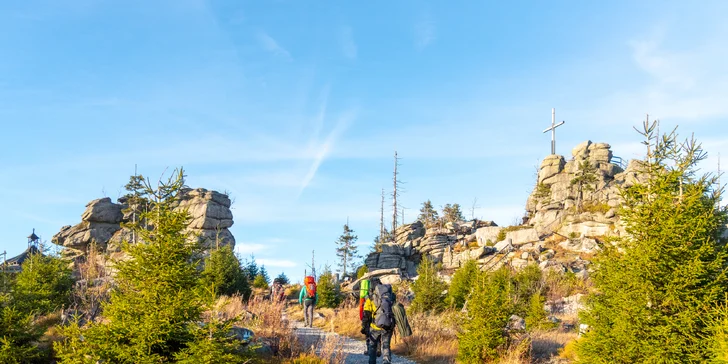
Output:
(340, 26), (357, 59)
(257, 258), (298, 268)
(310, 85), (331, 146)
(234, 243), (268, 254)
(414, 10), (436, 50)
(257, 31), (291, 59)
(298, 109), (357, 196)
(590, 24), (728, 125)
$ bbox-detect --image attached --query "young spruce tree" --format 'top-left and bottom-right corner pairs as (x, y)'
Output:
(410, 257), (447, 313)
(56, 169), (246, 363)
(316, 267), (342, 308)
(457, 267), (514, 363)
(446, 259), (478, 310)
(576, 122), (728, 363)
(12, 251), (73, 316)
(201, 245), (250, 299)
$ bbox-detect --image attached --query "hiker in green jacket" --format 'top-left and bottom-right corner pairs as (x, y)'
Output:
(299, 276), (318, 328)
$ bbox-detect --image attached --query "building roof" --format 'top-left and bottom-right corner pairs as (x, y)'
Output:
(4, 245), (41, 267)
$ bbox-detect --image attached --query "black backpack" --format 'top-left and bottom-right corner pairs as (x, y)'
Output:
(373, 284), (395, 331)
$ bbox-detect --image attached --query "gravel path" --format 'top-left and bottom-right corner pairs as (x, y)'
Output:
(290, 319), (418, 364)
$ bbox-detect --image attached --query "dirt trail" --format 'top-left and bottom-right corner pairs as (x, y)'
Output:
(290, 319), (418, 364)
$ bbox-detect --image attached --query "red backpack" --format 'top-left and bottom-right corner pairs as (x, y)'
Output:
(304, 276), (317, 298)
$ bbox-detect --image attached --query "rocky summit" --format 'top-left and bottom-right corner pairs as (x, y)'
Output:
(525, 140), (645, 237)
(364, 140), (644, 282)
(52, 188), (235, 261)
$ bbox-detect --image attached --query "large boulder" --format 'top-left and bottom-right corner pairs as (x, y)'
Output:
(571, 140), (592, 159)
(394, 221), (426, 245)
(538, 155), (566, 183)
(558, 221), (612, 238)
(506, 228), (539, 245)
(53, 222), (121, 250)
(559, 237), (600, 254)
(53, 188), (236, 260)
(81, 198), (123, 224)
(493, 239), (514, 252)
(475, 226), (502, 246)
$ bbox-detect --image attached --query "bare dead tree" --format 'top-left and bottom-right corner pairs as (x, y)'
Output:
(470, 197), (479, 221)
(380, 189), (385, 241)
(392, 151), (402, 240)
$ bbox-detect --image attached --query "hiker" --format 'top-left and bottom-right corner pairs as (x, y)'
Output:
(271, 281), (285, 303)
(299, 276), (318, 328)
(361, 278), (395, 364)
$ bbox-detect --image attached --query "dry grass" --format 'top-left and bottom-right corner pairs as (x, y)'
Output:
(308, 303), (459, 364)
(391, 311), (459, 364)
(498, 336), (532, 364)
(316, 333), (347, 364)
(284, 353), (327, 363)
(530, 329), (579, 362)
(213, 293), (349, 363)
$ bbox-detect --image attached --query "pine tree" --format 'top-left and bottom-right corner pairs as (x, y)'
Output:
(356, 265), (369, 279)
(457, 267), (514, 363)
(273, 272), (290, 285)
(441, 203), (464, 224)
(525, 292), (550, 331)
(410, 257), (447, 313)
(446, 259), (478, 310)
(55, 169), (247, 363)
(418, 200), (439, 227)
(243, 255), (258, 282)
(259, 265), (270, 285)
(200, 245), (250, 299)
(576, 122), (728, 362)
(335, 223), (359, 277)
(0, 306), (43, 364)
(12, 252), (73, 315)
(316, 267), (342, 308)
(570, 159), (599, 211)
(252, 274), (269, 289)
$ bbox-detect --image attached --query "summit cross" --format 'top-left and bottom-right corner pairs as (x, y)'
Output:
(543, 108), (565, 155)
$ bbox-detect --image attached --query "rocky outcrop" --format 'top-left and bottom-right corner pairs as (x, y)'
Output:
(525, 140), (641, 238)
(362, 141), (639, 281)
(53, 188), (235, 260)
(365, 220), (502, 275)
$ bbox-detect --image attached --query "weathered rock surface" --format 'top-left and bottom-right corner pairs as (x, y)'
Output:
(559, 237), (600, 254)
(547, 294), (585, 315)
(363, 141), (637, 285)
(506, 228), (539, 245)
(526, 140), (640, 238)
(53, 188), (235, 260)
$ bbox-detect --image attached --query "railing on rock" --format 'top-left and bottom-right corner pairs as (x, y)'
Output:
(480, 244), (514, 272)
(612, 156), (627, 169)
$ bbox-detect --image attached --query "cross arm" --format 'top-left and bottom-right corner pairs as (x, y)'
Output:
(542, 121), (565, 133)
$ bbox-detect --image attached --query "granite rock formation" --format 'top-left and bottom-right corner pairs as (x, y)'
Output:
(53, 188), (235, 260)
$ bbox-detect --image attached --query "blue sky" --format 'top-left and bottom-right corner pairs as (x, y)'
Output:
(1, 1), (727, 281)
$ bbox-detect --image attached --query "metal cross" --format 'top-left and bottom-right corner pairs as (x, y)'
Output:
(542, 108), (565, 155)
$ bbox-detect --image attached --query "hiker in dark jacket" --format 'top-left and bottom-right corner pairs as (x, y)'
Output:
(361, 278), (393, 364)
